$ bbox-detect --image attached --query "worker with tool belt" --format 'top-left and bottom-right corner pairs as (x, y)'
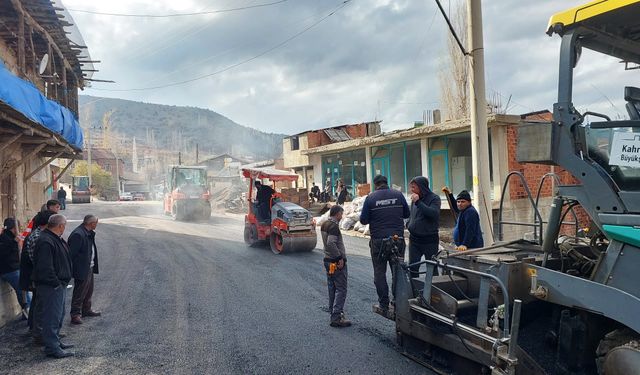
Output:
(360, 175), (410, 314)
(321, 205), (351, 328)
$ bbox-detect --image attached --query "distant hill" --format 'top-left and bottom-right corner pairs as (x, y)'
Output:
(79, 95), (284, 160)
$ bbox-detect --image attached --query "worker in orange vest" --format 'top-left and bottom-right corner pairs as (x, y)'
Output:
(21, 200), (61, 238)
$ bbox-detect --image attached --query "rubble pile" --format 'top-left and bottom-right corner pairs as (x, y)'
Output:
(210, 181), (248, 214)
(316, 196), (370, 236)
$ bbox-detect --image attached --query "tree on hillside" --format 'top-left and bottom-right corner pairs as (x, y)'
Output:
(438, 1), (468, 121)
(72, 161), (115, 198)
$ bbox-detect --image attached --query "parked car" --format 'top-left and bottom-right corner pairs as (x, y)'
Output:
(119, 192), (133, 201)
(133, 192), (145, 201)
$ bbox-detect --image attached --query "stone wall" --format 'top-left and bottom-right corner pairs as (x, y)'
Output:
(0, 281), (21, 328)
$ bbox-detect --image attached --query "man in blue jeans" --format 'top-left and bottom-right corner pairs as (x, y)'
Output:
(32, 214), (74, 358)
(0, 218), (31, 318)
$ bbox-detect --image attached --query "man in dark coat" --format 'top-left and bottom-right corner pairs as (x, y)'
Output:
(57, 187), (67, 210)
(69, 215), (100, 325)
(360, 175), (410, 314)
(32, 214), (74, 358)
(0, 218), (30, 316)
(444, 188), (484, 251)
(21, 210), (54, 333)
(254, 181), (275, 222)
(407, 177), (441, 279)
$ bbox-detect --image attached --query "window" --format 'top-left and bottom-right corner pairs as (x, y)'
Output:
(291, 136), (300, 151)
(370, 141), (423, 194)
(405, 141), (422, 182)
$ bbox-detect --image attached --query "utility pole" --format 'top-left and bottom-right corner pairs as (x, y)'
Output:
(466, 0), (493, 245)
(87, 126), (92, 188)
(114, 152), (121, 196)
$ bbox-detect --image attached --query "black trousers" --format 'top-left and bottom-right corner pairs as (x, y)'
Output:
(71, 272), (94, 317)
(369, 238), (405, 307)
(408, 240), (439, 279)
(36, 284), (66, 354)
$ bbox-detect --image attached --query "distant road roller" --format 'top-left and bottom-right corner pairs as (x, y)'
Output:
(242, 167), (317, 254)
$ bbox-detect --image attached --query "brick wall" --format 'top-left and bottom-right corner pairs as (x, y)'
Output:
(305, 123), (370, 149)
(506, 123), (591, 232)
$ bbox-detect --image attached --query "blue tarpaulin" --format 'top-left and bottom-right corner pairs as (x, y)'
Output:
(0, 59), (83, 149)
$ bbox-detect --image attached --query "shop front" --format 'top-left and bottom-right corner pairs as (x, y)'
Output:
(321, 149), (366, 196)
(370, 140), (422, 194)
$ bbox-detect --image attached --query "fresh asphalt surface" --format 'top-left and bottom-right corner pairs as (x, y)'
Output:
(0, 201), (432, 374)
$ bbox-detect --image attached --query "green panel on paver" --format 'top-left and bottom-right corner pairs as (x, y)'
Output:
(603, 225), (640, 248)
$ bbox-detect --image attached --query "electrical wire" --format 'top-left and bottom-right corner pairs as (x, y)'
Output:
(138, 1), (350, 87)
(91, 0), (353, 92)
(67, 1), (289, 18)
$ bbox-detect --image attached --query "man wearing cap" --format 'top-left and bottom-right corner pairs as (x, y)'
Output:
(443, 188), (484, 251)
(360, 175), (410, 314)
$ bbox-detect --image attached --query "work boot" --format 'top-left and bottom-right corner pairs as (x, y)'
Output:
(330, 313), (352, 328)
(373, 303), (389, 314)
(46, 350), (74, 359)
(70, 316), (83, 325)
(59, 342), (75, 350)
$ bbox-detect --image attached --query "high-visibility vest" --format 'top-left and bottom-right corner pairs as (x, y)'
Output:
(21, 219), (34, 238)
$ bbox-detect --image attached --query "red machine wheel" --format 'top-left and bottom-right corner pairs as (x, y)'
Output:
(270, 232), (285, 254)
(244, 224), (259, 247)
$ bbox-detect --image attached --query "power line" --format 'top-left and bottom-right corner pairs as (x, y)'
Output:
(67, 0), (289, 18)
(91, 0), (353, 92)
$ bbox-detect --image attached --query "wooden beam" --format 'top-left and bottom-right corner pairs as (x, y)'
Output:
(0, 111), (73, 152)
(17, 11), (25, 74)
(0, 133), (22, 153)
(44, 159), (74, 192)
(24, 151), (62, 181)
(0, 144), (46, 180)
(9, 0), (80, 86)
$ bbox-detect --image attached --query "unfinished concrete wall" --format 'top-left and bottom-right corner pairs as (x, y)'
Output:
(283, 135), (310, 169)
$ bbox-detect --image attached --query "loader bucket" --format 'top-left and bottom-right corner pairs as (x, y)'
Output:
(270, 231), (317, 254)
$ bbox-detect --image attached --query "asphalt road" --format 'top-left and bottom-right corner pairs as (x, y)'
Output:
(0, 201), (431, 374)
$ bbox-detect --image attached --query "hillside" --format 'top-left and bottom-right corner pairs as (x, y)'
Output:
(79, 95), (285, 160)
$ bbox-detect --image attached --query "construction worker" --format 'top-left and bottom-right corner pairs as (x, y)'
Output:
(21, 200), (60, 239)
(321, 205), (351, 328)
(407, 177), (441, 279)
(360, 175), (410, 315)
(443, 188), (483, 251)
(254, 181), (274, 222)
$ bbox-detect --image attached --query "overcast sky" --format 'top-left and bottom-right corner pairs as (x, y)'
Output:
(62, 0), (637, 134)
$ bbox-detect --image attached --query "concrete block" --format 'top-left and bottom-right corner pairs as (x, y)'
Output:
(0, 282), (21, 328)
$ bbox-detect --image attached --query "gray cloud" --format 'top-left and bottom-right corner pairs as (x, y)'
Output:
(67, 0), (636, 134)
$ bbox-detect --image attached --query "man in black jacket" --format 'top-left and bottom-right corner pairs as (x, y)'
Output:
(57, 187), (67, 210)
(254, 181), (275, 222)
(69, 215), (100, 325)
(32, 214), (74, 358)
(360, 175), (410, 313)
(407, 177), (441, 279)
(0, 218), (30, 316)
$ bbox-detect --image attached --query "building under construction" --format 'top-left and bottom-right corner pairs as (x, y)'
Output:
(0, 0), (92, 326)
